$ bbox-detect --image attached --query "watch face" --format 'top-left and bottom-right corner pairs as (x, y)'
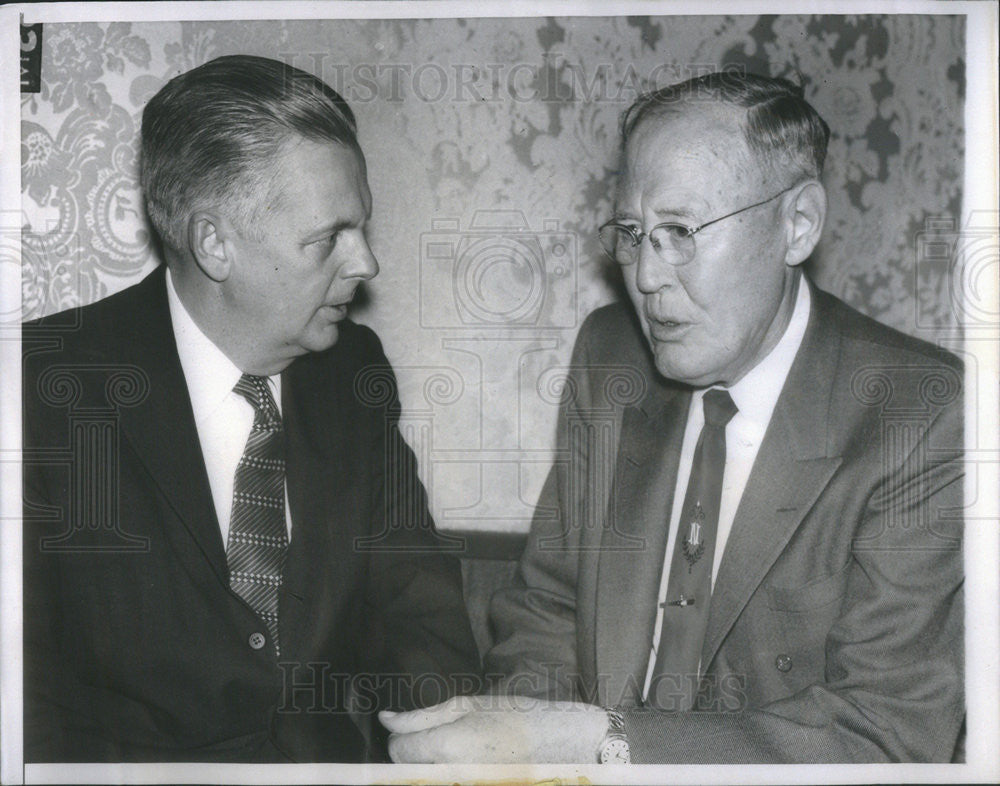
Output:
(600, 738), (631, 764)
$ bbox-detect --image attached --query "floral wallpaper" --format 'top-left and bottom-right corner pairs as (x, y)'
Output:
(20, 15), (966, 533)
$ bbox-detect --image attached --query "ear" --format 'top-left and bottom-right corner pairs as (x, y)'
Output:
(782, 180), (827, 268)
(187, 210), (235, 282)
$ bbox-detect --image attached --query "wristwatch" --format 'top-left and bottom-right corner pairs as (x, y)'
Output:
(598, 707), (631, 763)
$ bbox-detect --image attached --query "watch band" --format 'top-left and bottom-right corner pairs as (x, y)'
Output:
(598, 707), (631, 763)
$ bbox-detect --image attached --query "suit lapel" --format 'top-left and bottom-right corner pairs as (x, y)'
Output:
(280, 366), (329, 656)
(99, 271), (362, 658)
(701, 286), (844, 671)
(279, 354), (356, 658)
(114, 268), (229, 582)
(595, 384), (690, 704)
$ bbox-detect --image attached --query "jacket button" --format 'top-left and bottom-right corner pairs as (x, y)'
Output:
(248, 632), (266, 650)
(775, 654), (793, 672)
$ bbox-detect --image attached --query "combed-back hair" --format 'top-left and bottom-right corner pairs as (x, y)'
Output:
(621, 70), (831, 184)
(140, 54), (359, 251)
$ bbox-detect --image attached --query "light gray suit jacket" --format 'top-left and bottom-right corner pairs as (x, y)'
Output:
(487, 282), (964, 763)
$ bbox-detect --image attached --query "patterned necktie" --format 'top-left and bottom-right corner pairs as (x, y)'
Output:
(227, 373), (288, 656)
(649, 388), (738, 710)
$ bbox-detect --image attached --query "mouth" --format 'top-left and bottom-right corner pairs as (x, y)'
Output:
(322, 290), (358, 316)
(645, 312), (690, 341)
(320, 302), (350, 320)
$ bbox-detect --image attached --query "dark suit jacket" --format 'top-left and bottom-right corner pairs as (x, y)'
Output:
(22, 267), (480, 762)
(487, 282), (964, 763)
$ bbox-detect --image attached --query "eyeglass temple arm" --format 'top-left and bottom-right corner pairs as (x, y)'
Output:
(692, 187), (793, 234)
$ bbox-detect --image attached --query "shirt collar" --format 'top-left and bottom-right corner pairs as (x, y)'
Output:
(165, 268), (280, 424)
(723, 276), (811, 431)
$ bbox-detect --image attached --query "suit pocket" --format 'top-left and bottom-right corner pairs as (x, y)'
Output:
(759, 562), (852, 691)
(764, 560), (851, 612)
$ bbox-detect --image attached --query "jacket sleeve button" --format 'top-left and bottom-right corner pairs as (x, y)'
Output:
(248, 632), (266, 650)
(775, 654), (793, 672)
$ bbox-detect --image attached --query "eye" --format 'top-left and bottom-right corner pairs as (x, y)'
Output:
(658, 223), (694, 239)
(648, 223), (694, 251)
(313, 232), (340, 254)
(604, 222), (641, 246)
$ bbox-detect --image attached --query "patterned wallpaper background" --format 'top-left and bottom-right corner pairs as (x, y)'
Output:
(20, 15), (966, 533)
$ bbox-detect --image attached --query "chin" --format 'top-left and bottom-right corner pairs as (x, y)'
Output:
(299, 323), (341, 354)
(652, 353), (711, 388)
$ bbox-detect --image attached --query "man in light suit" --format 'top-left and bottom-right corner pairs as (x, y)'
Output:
(23, 55), (479, 762)
(383, 72), (964, 763)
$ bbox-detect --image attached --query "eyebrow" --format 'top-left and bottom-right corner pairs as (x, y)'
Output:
(302, 205), (372, 244)
(652, 206), (699, 221)
(302, 220), (352, 244)
(611, 206), (700, 223)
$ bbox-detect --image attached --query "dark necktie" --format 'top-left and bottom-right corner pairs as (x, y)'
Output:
(227, 373), (288, 656)
(648, 388), (738, 710)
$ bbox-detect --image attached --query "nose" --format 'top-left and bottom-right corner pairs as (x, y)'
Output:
(633, 238), (676, 294)
(344, 237), (379, 281)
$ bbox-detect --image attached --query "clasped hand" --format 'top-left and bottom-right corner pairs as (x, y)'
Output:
(379, 694), (608, 763)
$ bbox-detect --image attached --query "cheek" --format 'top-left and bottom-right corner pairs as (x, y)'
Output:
(622, 269), (641, 308)
(695, 288), (762, 350)
(294, 270), (337, 313)
(317, 256), (347, 293)
(272, 278), (324, 329)
(684, 244), (780, 331)
(622, 270), (653, 339)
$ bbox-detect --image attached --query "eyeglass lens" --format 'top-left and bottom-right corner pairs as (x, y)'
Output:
(598, 224), (696, 266)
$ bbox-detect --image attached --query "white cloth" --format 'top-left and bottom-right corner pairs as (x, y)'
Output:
(642, 279), (812, 699)
(165, 268), (291, 546)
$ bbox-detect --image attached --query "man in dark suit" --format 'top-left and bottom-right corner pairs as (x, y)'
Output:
(383, 72), (964, 763)
(22, 55), (479, 762)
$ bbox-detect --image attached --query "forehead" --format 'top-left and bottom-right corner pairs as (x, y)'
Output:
(619, 104), (758, 209)
(268, 136), (371, 220)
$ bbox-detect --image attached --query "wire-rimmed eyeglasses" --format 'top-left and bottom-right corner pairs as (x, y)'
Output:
(597, 186), (794, 267)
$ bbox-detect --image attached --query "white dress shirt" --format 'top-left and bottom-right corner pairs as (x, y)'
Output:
(642, 279), (812, 699)
(165, 269), (291, 547)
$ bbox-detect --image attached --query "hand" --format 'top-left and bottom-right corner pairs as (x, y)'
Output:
(380, 694), (609, 763)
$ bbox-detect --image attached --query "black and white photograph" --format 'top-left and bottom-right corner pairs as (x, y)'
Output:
(1, 1), (997, 783)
